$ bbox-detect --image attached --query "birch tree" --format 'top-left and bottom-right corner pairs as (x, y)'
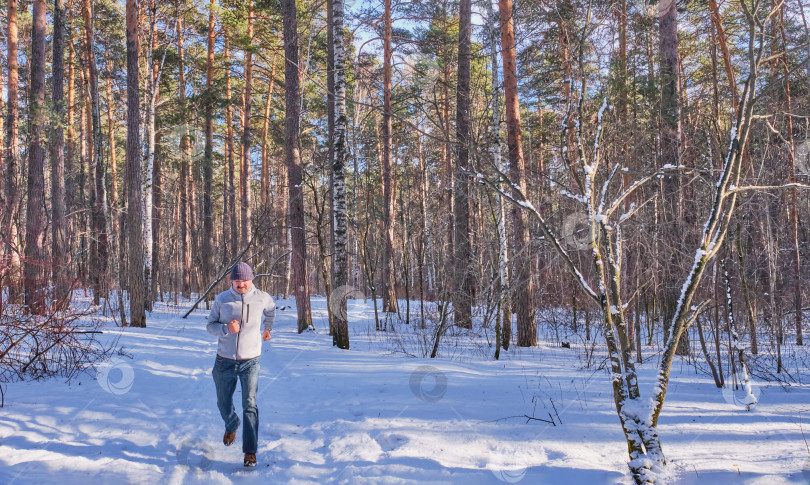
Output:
(486, 0), (509, 357)
(331, 0), (350, 349)
(144, 5), (165, 306)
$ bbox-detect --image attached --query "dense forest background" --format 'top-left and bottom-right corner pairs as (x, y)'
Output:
(2, 0), (810, 480)
(1, 0), (808, 352)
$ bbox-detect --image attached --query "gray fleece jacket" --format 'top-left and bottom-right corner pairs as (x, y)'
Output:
(206, 285), (276, 360)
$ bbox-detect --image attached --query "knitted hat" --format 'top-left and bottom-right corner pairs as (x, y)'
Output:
(230, 262), (254, 281)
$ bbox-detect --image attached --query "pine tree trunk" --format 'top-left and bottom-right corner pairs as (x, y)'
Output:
(152, 134), (162, 300)
(282, 0), (314, 332)
(225, 35), (238, 258)
(240, 1), (255, 250)
(441, 10), (454, 298)
(0, 70), (4, 202)
(79, 75), (89, 290)
(126, 0), (146, 327)
(452, 0), (473, 329)
(23, 0), (48, 314)
(777, 5), (802, 346)
(327, 0), (335, 331)
(331, 0), (349, 349)
(658, 0), (687, 355)
(381, 0), (398, 314)
(178, 15), (192, 298)
(83, 0), (110, 306)
(150, 23), (164, 299)
(203, 0), (216, 291)
(106, 56), (120, 290)
(51, 0), (70, 308)
(499, 0), (536, 347)
(3, 0), (22, 303)
(66, 44), (76, 240)
(260, 62), (275, 211)
(708, 0), (739, 112)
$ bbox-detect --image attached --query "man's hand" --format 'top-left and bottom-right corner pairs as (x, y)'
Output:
(227, 319), (241, 334)
(262, 329), (272, 341)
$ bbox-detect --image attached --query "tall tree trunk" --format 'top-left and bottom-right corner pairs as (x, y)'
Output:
(66, 44), (76, 240)
(203, 0), (216, 292)
(152, 132), (162, 300)
(486, 0), (509, 354)
(326, 0), (336, 335)
(178, 14), (192, 298)
(240, 0), (255, 250)
(83, 64), (96, 296)
(146, 19), (161, 300)
(83, 0), (110, 306)
(23, 0), (48, 314)
(331, 0), (349, 349)
(708, 0), (739, 112)
(51, 0), (70, 308)
(3, 0), (22, 302)
(106, 51), (127, 318)
(617, 0), (634, 351)
(0, 69), (4, 202)
(126, 0), (146, 327)
(799, 0), (810, 82)
(260, 61), (275, 210)
(225, 35), (238, 257)
(778, 5), (802, 346)
(381, 0), (398, 314)
(80, 71), (90, 289)
(143, 7), (165, 307)
(441, 3), (454, 297)
(149, 20), (163, 302)
(452, 0), (473, 329)
(282, 0), (314, 332)
(106, 56), (119, 265)
(499, 0), (536, 347)
(658, 0), (687, 355)
(326, 0), (336, 333)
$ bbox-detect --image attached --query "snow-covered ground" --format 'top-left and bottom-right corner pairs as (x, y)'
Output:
(1, 296), (809, 484)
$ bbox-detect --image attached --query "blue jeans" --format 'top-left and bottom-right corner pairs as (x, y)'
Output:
(212, 355), (260, 454)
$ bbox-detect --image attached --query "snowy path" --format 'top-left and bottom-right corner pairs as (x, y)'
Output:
(1, 297), (808, 484)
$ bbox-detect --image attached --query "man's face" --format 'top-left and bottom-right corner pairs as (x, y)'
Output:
(232, 279), (252, 294)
